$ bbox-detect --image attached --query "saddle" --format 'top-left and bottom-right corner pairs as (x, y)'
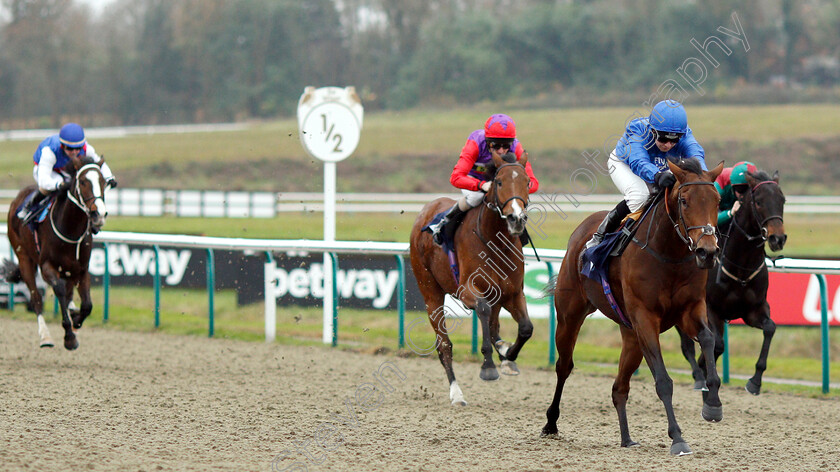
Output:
(17, 192), (55, 231)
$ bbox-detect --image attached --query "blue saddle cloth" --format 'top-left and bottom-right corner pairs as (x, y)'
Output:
(16, 196), (52, 232)
(422, 211), (460, 284)
(580, 230), (632, 327)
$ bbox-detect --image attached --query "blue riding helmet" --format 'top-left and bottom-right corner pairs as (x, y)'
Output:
(649, 100), (687, 134)
(59, 123), (86, 148)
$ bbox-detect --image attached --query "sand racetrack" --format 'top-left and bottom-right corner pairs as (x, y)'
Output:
(1, 316), (838, 472)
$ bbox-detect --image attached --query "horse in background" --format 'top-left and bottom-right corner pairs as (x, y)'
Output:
(3, 155), (108, 350)
(677, 168), (786, 395)
(542, 159), (724, 455)
(409, 151), (533, 406)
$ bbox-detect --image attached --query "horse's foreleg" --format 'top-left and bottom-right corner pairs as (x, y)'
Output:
(475, 298), (499, 381)
(613, 327), (643, 448)
(497, 294), (533, 375)
(746, 304), (775, 395)
(72, 273), (93, 329)
(676, 326), (706, 390)
(40, 264), (77, 351)
(697, 326), (723, 421)
(635, 314), (691, 455)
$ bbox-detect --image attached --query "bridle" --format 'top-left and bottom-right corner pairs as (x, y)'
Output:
(485, 162), (528, 220)
(718, 179), (784, 285)
(665, 181), (718, 252)
(48, 163), (104, 258)
(731, 180), (784, 244)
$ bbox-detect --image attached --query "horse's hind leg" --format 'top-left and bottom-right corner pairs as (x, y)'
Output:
(409, 262), (466, 406)
(497, 294), (534, 375)
(744, 303), (775, 395)
(15, 254), (53, 347)
(676, 326), (707, 390)
(542, 287), (588, 438)
(613, 327), (643, 448)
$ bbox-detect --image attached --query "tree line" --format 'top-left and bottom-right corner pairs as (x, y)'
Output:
(1, 0), (838, 128)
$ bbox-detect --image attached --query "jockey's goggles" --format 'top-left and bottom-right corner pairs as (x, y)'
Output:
(654, 130), (683, 144)
(488, 139), (513, 150)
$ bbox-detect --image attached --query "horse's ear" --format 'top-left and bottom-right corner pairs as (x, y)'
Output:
(98, 154), (106, 166)
(518, 150), (529, 166)
(772, 170), (780, 183)
(708, 161), (724, 181)
(667, 159), (687, 182)
(70, 154), (83, 170)
(491, 150), (506, 168)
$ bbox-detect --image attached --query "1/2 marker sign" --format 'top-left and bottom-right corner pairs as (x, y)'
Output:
(297, 86), (363, 162)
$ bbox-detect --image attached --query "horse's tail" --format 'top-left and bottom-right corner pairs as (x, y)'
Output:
(541, 274), (558, 299)
(0, 259), (22, 283)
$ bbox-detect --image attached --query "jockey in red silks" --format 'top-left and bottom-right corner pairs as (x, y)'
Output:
(17, 123), (117, 224)
(429, 113), (539, 245)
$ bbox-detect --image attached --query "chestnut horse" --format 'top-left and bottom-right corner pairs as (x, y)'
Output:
(409, 151), (532, 406)
(4, 155), (108, 350)
(677, 168), (786, 395)
(542, 159), (724, 455)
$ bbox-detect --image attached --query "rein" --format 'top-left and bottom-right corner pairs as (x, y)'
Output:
(716, 180), (782, 286)
(48, 163), (102, 259)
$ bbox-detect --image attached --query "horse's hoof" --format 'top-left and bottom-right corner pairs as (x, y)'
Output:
(540, 425), (559, 438)
(500, 360), (520, 376)
(39, 340), (55, 348)
(621, 440), (640, 448)
(693, 379), (708, 391)
(480, 367), (500, 381)
(64, 337), (79, 351)
(670, 442), (693, 456)
(450, 399), (467, 407)
(745, 379), (761, 395)
(702, 403), (723, 422)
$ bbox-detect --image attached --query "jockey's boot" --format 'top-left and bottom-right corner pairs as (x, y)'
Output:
(17, 190), (47, 225)
(585, 200), (630, 249)
(431, 204), (466, 246)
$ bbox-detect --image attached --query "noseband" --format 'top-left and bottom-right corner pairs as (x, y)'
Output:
(486, 162), (528, 219)
(665, 181), (717, 252)
(733, 180), (784, 242)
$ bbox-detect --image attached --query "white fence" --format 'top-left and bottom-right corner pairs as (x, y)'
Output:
(4, 189), (840, 216)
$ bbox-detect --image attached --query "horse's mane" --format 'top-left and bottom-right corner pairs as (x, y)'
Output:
(483, 152), (518, 179)
(750, 169), (773, 181)
(667, 156), (704, 175)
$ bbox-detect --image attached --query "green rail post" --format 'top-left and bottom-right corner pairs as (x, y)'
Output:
(722, 322), (730, 384)
(153, 245), (161, 328)
(396, 255), (406, 349)
(103, 243), (110, 322)
(329, 252), (338, 347)
(816, 274), (830, 394)
(206, 248), (215, 338)
(471, 310), (478, 355)
(547, 262), (556, 366)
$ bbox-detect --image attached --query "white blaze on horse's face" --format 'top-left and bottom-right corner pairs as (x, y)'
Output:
(83, 170), (108, 225)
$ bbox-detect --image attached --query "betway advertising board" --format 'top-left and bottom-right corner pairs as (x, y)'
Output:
(81, 244), (840, 326)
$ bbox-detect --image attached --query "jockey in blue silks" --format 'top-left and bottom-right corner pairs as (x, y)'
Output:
(17, 123), (117, 224)
(585, 100), (708, 249)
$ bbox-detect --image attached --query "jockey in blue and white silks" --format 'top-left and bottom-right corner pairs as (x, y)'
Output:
(586, 100), (708, 249)
(17, 123), (116, 224)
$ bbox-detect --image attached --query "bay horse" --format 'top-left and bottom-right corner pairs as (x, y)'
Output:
(4, 155), (108, 350)
(409, 151), (532, 406)
(542, 158), (724, 455)
(677, 169), (786, 395)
